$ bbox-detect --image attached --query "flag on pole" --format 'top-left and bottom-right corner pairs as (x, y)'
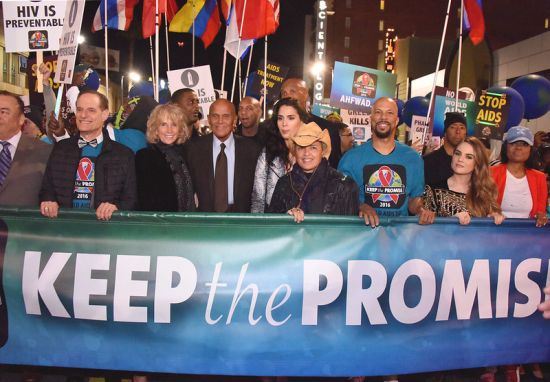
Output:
(223, 4), (254, 59)
(142, 0), (179, 38)
(220, 0), (232, 24)
(235, 0), (280, 40)
(169, 0), (221, 48)
(91, 0), (139, 32)
(463, 0), (485, 45)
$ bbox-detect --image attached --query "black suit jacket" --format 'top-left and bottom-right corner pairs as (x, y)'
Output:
(185, 133), (260, 212)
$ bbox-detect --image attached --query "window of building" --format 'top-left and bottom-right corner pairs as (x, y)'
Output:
(345, 17), (351, 31)
(344, 56), (350, 63)
(346, 0), (351, 9)
(380, 0), (385, 10)
(378, 39), (383, 51)
(546, 18), (549, 29)
(379, 20), (384, 31)
(344, 36), (350, 49)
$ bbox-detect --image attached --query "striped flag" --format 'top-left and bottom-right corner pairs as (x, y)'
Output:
(223, 3), (254, 59)
(463, 0), (485, 45)
(169, 0), (221, 48)
(91, 0), (138, 32)
(235, 0), (280, 40)
(220, 0), (232, 25)
(142, 0), (180, 38)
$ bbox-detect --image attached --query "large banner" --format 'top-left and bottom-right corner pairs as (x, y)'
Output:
(0, 209), (548, 376)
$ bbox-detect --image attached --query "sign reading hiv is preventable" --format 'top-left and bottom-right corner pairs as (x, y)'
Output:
(0, 209), (548, 376)
(2, 1), (66, 52)
(330, 61), (397, 112)
(167, 65), (216, 125)
(55, 0), (86, 85)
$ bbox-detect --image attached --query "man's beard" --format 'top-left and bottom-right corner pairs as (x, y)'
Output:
(373, 122), (394, 139)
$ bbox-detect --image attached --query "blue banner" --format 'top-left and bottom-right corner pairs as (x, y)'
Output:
(0, 208), (548, 376)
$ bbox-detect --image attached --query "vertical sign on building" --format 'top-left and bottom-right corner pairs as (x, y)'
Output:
(384, 28), (397, 73)
(313, 0), (327, 105)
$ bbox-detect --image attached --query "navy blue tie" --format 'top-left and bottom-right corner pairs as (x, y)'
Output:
(0, 142), (12, 187)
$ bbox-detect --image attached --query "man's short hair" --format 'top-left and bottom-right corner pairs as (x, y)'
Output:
(444, 111), (466, 131)
(0, 90), (24, 115)
(77, 89), (109, 110)
(171, 88), (196, 103)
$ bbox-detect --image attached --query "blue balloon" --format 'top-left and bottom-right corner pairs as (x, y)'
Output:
(402, 96), (430, 126)
(486, 86), (525, 131)
(128, 81), (154, 99)
(511, 74), (550, 119)
(395, 99), (405, 122)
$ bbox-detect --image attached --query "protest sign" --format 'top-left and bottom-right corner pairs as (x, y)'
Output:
(167, 65), (216, 124)
(2, 1), (66, 52)
(311, 103), (340, 119)
(341, 109), (371, 143)
(330, 61), (397, 112)
(411, 115), (429, 148)
(474, 90), (511, 140)
(79, 44), (120, 72)
(54, 0), (85, 84)
(246, 60), (289, 103)
(428, 86), (477, 137)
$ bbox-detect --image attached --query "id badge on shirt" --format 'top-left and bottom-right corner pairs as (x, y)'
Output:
(363, 164), (407, 210)
(73, 157), (95, 209)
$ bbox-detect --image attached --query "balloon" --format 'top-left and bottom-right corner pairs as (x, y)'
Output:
(395, 99), (405, 122)
(128, 81), (154, 99)
(486, 86), (525, 131)
(511, 74), (550, 119)
(81, 69), (100, 91)
(402, 96), (430, 126)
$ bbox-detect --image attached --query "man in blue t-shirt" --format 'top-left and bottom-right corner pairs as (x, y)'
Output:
(338, 97), (435, 227)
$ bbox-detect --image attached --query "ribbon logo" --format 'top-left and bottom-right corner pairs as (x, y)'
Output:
(372, 165), (400, 204)
(77, 158), (94, 181)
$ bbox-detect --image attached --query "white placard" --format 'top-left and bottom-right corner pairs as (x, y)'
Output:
(341, 109), (371, 143)
(2, 1), (67, 52)
(167, 65), (217, 125)
(54, 0), (85, 84)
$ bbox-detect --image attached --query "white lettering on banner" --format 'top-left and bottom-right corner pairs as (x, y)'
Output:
(20, 252), (549, 326)
(339, 95), (372, 107)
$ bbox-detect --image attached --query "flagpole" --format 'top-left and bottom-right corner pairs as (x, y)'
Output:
(165, 13), (171, 72)
(154, 0), (160, 101)
(456, 0), (464, 111)
(231, 0), (248, 102)
(104, 1), (109, 98)
(221, 49), (227, 91)
(242, 44), (254, 98)
(238, 59), (242, 101)
(149, 37), (155, 91)
(263, 36), (267, 119)
(422, 0), (452, 146)
(192, 0), (196, 66)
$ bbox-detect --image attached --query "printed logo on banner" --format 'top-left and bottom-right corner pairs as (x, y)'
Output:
(363, 164), (406, 209)
(73, 157), (95, 208)
(352, 71), (377, 98)
(28, 30), (48, 49)
(180, 69), (200, 88)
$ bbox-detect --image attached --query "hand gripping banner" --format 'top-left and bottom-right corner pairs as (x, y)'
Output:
(0, 208), (548, 376)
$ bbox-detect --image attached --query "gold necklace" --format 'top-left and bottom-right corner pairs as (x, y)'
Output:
(289, 165), (320, 209)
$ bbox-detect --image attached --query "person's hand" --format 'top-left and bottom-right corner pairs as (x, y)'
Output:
(40, 201), (59, 218)
(455, 211), (471, 225)
(359, 203), (379, 228)
(417, 206), (435, 225)
(38, 62), (52, 85)
(538, 287), (550, 319)
(47, 111), (66, 137)
(489, 212), (505, 225)
(96, 202), (118, 221)
(287, 207), (305, 223)
(535, 212), (548, 227)
(410, 139), (423, 154)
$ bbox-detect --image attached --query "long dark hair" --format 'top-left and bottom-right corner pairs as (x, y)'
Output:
(265, 98), (309, 165)
(500, 141), (537, 169)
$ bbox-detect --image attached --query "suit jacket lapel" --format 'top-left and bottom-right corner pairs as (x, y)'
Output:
(2, 134), (29, 192)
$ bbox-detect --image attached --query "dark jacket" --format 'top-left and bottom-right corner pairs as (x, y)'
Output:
(39, 131), (136, 210)
(267, 159), (358, 216)
(135, 144), (195, 212)
(185, 133), (261, 212)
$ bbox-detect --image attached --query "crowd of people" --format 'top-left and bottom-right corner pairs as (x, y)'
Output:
(0, 68), (549, 382)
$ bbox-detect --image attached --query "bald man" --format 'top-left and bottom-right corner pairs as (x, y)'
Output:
(280, 78), (341, 167)
(338, 97), (434, 227)
(236, 96), (267, 146)
(185, 99), (260, 212)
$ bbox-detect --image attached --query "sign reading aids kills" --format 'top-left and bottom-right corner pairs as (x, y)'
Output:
(2, 1), (66, 52)
(341, 109), (371, 143)
(167, 66), (216, 125)
(330, 61), (397, 112)
(474, 90), (511, 140)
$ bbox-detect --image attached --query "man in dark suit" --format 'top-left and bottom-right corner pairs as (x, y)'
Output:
(186, 99), (260, 212)
(0, 91), (51, 206)
(281, 78), (341, 168)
